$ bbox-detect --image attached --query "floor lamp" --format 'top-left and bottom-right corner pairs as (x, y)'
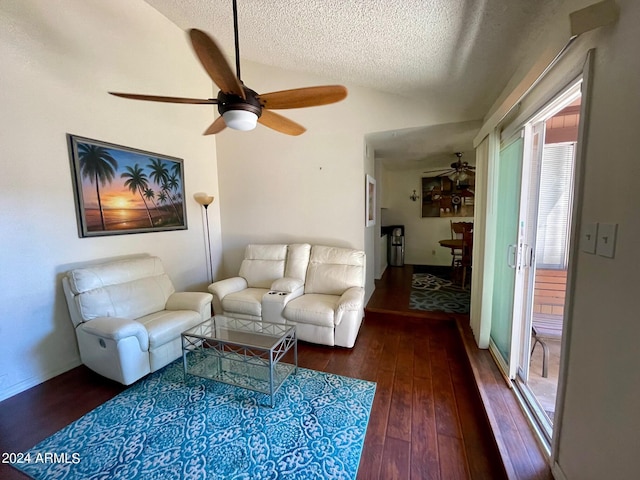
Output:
(194, 193), (215, 284)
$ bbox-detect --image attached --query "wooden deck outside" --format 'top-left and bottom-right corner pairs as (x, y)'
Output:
(532, 268), (566, 345)
(530, 269), (566, 416)
(533, 269), (566, 316)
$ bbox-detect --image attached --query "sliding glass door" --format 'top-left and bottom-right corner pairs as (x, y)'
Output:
(486, 79), (583, 447)
(489, 135), (524, 376)
(514, 83), (582, 444)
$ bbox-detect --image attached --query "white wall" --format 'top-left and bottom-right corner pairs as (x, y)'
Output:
(483, 1), (640, 478)
(555, 1), (640, 478)
(214, 61), (438, 300)
(0, 0), (221, 400)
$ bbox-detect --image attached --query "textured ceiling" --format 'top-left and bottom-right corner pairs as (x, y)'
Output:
(144, 0), (563, 169)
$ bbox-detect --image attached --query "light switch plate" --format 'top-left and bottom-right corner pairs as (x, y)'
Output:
(597, 223), (617, 258)
(581, 222), (598, 254)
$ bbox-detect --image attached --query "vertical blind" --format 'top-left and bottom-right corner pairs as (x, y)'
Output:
(535, 142), (575, 268)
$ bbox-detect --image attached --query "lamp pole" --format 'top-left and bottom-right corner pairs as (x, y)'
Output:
(203, 203), (213, 284)
(194, 193), (215, 284)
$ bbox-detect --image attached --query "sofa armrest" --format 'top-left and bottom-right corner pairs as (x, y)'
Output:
(208, 277), (248, 314)
(166, 291), (213, 319)
(78, 317), (149, 351)
(335, 287), (365, 326)
(208, 277), (248, 298)
(271, 277), (304, 293)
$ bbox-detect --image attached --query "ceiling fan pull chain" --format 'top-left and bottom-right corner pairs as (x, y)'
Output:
(233, 0), (242, 82)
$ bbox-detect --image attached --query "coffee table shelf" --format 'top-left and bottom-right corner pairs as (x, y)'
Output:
(181, 316), (297, 407)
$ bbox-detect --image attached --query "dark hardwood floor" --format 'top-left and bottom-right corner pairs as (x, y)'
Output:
(0, 264), (506, 480)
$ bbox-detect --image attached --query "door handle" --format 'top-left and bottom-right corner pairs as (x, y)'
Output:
(518, 244), (534, 269)
(507, 244), (517, 269)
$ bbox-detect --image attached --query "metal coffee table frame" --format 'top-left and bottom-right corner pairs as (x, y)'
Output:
(181, 316), (297, 407)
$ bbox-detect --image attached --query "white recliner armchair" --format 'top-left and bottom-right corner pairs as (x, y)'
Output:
(62, 255), (213, 385)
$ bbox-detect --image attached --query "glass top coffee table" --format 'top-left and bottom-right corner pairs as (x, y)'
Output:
(181, 316), (297, 407)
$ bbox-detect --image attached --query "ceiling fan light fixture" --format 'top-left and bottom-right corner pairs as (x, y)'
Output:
(222, 109), (258, 131)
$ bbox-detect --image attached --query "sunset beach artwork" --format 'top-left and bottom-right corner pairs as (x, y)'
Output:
(68, 135), (187, 237)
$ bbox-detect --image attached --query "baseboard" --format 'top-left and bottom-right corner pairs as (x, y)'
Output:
(375, 263), (387, 280)
(364, 307), (452, 321)
(0, 359), (82, 402)
(552, 462), (568, 480)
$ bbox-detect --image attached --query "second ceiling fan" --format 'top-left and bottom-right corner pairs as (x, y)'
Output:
(424, 152), (476, 183)
(109, 0), (347, 136)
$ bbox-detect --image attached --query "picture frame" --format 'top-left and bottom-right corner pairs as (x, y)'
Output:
(365, 174), (376, 227)
(421, 173), (475, 218)
(67, 134), (187, 237)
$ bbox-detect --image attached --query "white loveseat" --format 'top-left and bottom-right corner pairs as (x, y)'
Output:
(208, 244), (365, 348)
(62, 255), (213, 385)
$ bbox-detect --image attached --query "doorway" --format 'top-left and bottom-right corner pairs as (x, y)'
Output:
(488, 80), (582, 447)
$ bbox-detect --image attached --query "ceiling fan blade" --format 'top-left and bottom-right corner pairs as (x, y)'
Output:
(258, 85), (347, 109)
(203, 116), (227, 135)
(109, 92), (217, 104)
(188, 29), (245, 99)
(258, 110), (306, 136)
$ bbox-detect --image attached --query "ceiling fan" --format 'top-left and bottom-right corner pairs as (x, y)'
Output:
(424, 152), (475, 183)
(109, 0), (347, 136)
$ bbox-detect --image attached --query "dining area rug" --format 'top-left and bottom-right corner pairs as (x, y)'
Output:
(11, 360), (376, 480)
(410, 266), (470, 313)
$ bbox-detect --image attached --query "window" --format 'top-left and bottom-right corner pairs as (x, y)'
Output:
(535, 142), (575, 268)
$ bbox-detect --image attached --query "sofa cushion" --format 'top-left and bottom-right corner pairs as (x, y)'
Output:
(238, 244), (287, 288)
(75, 275), (175, 321)
(137, 309), (201, 348)
(305, 246), (365, 295)
(222, 288), (268, 317)
(285, 244), (311, 281)
(284, 293), (339, 328)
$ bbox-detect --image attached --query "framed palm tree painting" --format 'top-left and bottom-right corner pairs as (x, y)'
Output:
(67, 134), (187, 237)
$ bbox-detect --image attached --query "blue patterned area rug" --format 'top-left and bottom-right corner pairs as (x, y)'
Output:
(410, 272), (470, 313)
(11, 361), (376, 480)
